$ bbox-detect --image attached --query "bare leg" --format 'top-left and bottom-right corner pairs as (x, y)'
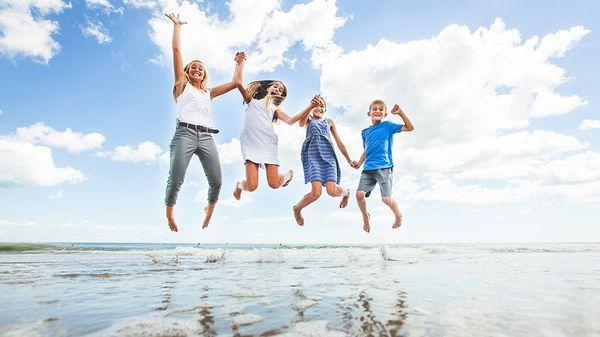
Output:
(266, 164), (293, 189)
(234, 161), (260, 200)
(382, 196), (402, 229)
(325, 182), (349, 208)
(356, 190), (371, 233)
(166, 206), (178, 232)
(202, 203), (216, 229)
(292, 182), (322, 226)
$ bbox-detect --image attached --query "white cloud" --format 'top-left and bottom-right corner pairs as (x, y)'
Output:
(101, 141), (166, 164)
(48, 190), (64, 200)
(216, 138), (244, 165)
(0, 138), (87, 187)
(538, 151), (600, 184)
(314, 19), (594, 204)
(147, 0), (346, 73)
(86, 0), (123, 15)
(579, 119), (600, 130)
(16, 122), (105, 153)
(0, 0), (71, 63)
(123, 0), (157, 9)
(244, 216), (293, 224)
(403, 130), (587, 174)
(220, 194), (254, 208)
(81, 18), (112, 44)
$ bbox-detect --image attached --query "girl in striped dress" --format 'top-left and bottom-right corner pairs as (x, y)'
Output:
(292, 96), (357, 226)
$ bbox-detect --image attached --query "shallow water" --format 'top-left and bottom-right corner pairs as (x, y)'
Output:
(1, 242), (599, 336)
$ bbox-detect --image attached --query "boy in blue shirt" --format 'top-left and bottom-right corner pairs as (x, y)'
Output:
(355, 100), (414, 233)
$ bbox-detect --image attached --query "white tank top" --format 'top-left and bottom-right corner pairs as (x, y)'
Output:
(176, 83), (213, 127)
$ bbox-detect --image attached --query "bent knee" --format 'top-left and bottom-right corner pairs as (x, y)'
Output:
(326, 187), (338, 197)
(310, 190), (322, 199)
(267, 180), (280, 189)
(381, 196), (392, 204)
(246, 182), (258, 191)
(356, 190), (366, 200)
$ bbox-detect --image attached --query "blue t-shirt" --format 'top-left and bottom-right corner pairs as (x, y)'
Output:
(361, 121), (403, 171)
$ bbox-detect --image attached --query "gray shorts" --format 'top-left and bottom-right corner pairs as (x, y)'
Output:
(357, 168), (393, 197)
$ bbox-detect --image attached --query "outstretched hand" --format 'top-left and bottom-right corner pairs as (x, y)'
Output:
(165, 13), (187, 25)
(391, 104), (403, 115)
(234, 51), (246, 64)
(309, 95), (324, 109)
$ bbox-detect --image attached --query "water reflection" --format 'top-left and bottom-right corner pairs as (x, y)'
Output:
(341, 289), (408, 337)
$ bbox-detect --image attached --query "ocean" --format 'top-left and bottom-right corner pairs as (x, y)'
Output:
(1, 242), (599, 336)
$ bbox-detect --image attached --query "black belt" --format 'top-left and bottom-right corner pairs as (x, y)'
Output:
(178, 122), (219, 134)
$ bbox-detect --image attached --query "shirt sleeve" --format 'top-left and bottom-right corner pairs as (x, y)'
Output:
(388, 121), (404, 133)
(361, 129), (366, 148)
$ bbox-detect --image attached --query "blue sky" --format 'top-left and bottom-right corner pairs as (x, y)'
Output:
(0, 0), (599, 243)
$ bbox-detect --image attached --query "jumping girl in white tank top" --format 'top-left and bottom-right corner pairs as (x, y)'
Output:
(164, 13), (244, 232)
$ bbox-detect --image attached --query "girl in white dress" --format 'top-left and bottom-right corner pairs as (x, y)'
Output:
(233, 57), (318, 200)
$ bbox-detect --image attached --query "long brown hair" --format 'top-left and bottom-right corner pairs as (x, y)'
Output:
(245, 80), (287, 122)
(173, 60), (209, 100)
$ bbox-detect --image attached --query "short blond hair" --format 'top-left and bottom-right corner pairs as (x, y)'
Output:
(369, 99), (387, 111)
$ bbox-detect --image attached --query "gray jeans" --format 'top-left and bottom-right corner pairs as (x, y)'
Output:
(165, 125), (222, 206)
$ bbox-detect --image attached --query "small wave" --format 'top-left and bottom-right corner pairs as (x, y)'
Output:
(276, 320), (345, 337)
(380, 246), (398, 261)
(147, 254), (180, 265)
(232, 313), (262, 326)
(205, 251), (226, 263)
(230, 290), (265, 298)
(292, 289), (320, 310)
(85, 314), (196, 337)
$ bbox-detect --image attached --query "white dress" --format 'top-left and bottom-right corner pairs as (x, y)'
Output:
(240, 98), (279, 166)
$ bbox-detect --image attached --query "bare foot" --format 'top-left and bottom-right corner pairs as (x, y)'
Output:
(363, 213), (371, 233)
(282, 170), (294, 187)
(202, 205), (214, 229)
(233, 182), (242, 201)
(167, 216), (178, 232)
(339, 189), (350, 208)
(392, 213), (402, 229)
(293, 205), (304, 226)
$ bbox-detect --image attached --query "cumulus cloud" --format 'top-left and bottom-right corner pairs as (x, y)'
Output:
(0, 0), (71, 63)
(81, 18), (112, 44)
(313, 18), (594, 204)
(15, 122), (105, 153)
(123, 0), (157, 9)
(98, 141), (167, 164)
(147, 0), (346, 73)
(579, 119), (600, 130)
(85, 0), (123, 15)
(537, 151), (600, 184)
(216, 138), (243, 165)
(0, 138), (86, 187)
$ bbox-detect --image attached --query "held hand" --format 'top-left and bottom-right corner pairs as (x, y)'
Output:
(391, 104), (403, 115)
(165, 13), (187, 25)
(234, 51), (246, 64)
(351, 160), (360, 169)
(309, 95), (320, 109)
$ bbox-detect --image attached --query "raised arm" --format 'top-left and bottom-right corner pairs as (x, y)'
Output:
(210, 52), (245, 100)
(328, 119), (354, 166)
(391, 104), (414, 131)
(165, 13), (187, 98)
(233, 55), (252, 103)
(298, 95), (322, 127)
(277, 95), (320, 126)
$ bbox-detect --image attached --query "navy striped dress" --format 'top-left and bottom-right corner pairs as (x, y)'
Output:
(301, 118), (341, 185)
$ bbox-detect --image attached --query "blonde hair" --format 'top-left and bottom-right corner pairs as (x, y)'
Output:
(369, 99), (387, 111)
(245, 80), (287, 122)
(173, 60), (209, 100)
